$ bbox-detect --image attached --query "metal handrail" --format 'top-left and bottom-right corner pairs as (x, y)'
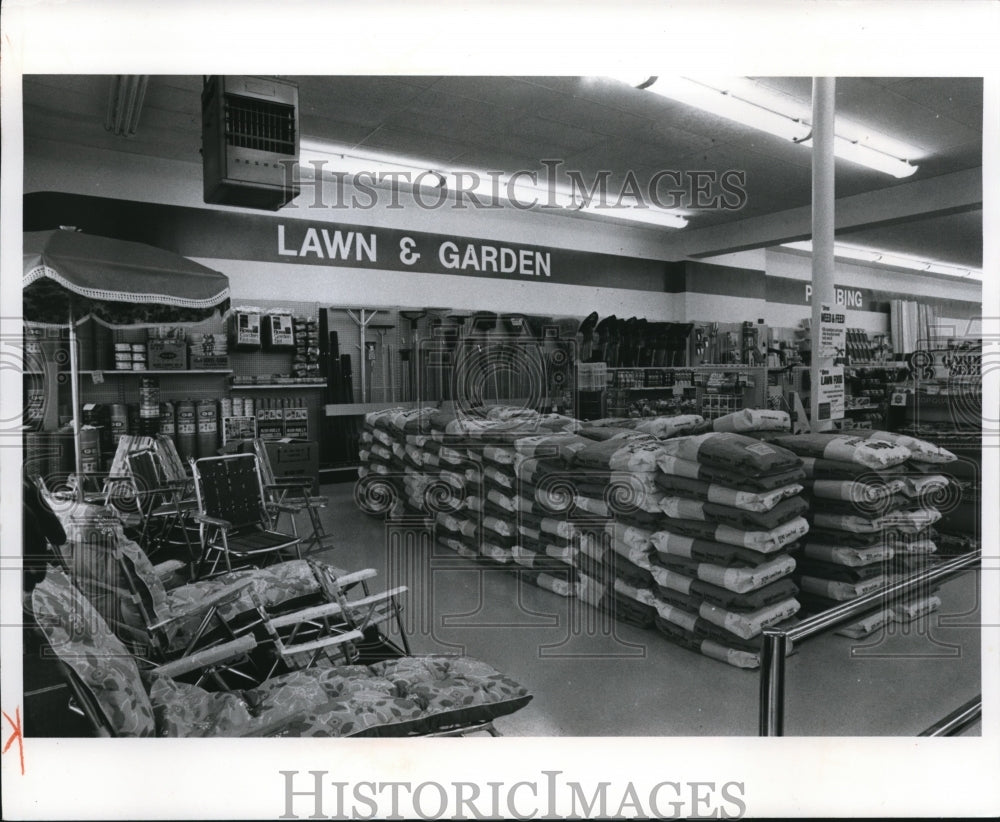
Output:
(759, 550), (981, 736)
(918, 696), (982, 736)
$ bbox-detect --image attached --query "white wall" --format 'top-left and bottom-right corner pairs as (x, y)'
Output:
(25, 136), (686, 320)
(765, 248), (983, 302)
(190, 258), (681, 320)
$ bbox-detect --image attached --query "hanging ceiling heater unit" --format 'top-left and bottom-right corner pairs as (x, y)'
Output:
(201, 75), (300, 210)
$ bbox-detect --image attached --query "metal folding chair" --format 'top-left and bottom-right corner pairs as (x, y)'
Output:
(121, 448), (198, 562)
(190, 453), (303, 578)
(251, 438), (334, 554)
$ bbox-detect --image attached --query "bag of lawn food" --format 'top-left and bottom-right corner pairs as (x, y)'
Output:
(630, 414), (705, 439)
(654, 472), (804, 513)
(859, 430), (957, 464)
(514, 433), (590, 461)
(659, 432), (802, 475)
(712, 408), (790, 434)
(771, 433), (910, 470)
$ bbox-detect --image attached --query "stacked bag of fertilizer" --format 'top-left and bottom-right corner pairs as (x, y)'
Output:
(569, 430), (672, 618)
(358, 407), (442, 515)
(428, 406), (580, 571)
(646, 426), (807, 667)
(761, 431), (956, 638)
(510, 431), (593, 597)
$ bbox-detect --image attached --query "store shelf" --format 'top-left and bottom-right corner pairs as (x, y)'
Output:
(232, 383), (327, 390)
(89, 369), (233, 376)
(610, 386), (676, 392)
(25, 369), (233, 376)
(326, 401), (416, 417)
(606, 364), (762, 370)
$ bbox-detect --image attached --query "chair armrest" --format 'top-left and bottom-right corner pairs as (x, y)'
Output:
(147, 579), (254, 630)
(333, 568), (378, 588)
(267, 600), (346, 629)
(270, 501), (302, 515)
(266, 476), (315, 487)
(193, 513), (232, 530)
(150, 634), (258, 679)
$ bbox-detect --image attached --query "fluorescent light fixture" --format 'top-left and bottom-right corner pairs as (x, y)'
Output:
(618, 76), (920, 178)
(105, 75), (148, 137)
(299, 139), (447, 191)
(782, 240), (981, 280)
(580, 199), (689, 229)
(644, 76), (812, 143)
(297, 138), (688, 229)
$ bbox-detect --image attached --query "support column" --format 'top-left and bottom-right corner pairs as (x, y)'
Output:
(810, 77), (837, 431)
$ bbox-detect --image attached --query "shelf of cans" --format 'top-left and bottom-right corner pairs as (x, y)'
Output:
(354, 405), (963, 668)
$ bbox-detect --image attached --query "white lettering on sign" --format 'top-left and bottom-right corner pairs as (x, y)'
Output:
(805, 283), (865, 308)
(277, 225), (377, 262)
(439, 241), (551, 276)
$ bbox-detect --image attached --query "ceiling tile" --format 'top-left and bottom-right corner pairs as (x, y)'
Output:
(425, 76), (566, 115)
(837, 209), (982, 269)
(888, 77), (984, 130)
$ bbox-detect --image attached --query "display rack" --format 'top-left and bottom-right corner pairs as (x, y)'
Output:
(594, 364), (768, 420)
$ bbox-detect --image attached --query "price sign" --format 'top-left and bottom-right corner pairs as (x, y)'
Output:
(816, 366), (845, 421)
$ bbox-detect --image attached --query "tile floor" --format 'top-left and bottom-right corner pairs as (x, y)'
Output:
(302, 483), (983, 737)
(23, 482), (982, 737)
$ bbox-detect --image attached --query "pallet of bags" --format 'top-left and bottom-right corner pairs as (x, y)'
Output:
(834, 590), (943, 638)
(644, 535), (800, 670)
(512, 511), (584, 597)
(435, 508), (481, 561)
(571, 431), (666, 496)
(766, 432), (947, 626)
(512, 525), (582, 599)
(575, 569), (659, 628)
(635, 431), (806, 666)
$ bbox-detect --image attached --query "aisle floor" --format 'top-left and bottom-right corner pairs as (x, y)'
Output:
(308, 483), (983, 737)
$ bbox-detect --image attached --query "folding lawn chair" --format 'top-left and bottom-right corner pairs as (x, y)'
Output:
(120, 448), (198, 563)
(31, 565), (532, 738)
(189, 453), (303, 578)
(251, 438), (334, 554)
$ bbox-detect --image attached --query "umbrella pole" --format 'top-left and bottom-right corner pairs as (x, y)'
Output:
(68, 311), (82, 476)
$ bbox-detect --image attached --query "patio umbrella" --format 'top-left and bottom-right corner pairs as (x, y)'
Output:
(23, 229), (231, 472)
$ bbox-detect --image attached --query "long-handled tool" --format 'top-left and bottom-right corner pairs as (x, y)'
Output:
(345, 307), (382, 404)
(371, 323), (394, 403)
(399, 309), (428, 401)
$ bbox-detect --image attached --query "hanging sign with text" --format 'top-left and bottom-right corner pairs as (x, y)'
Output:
(819, 302), (847, 359)
(816, 366), (845, 421)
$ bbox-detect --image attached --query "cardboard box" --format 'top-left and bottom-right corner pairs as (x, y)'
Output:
(148, 339), (187, 370)
(264, 439), (319, 493)
(190, 354), (231, 370)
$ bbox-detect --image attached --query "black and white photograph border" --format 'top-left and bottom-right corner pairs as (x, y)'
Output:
(1, 1), (998, 819)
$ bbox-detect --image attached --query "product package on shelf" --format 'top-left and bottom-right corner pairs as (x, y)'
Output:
(292, 315), (321, 379)
(188, 331), (229, 369)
